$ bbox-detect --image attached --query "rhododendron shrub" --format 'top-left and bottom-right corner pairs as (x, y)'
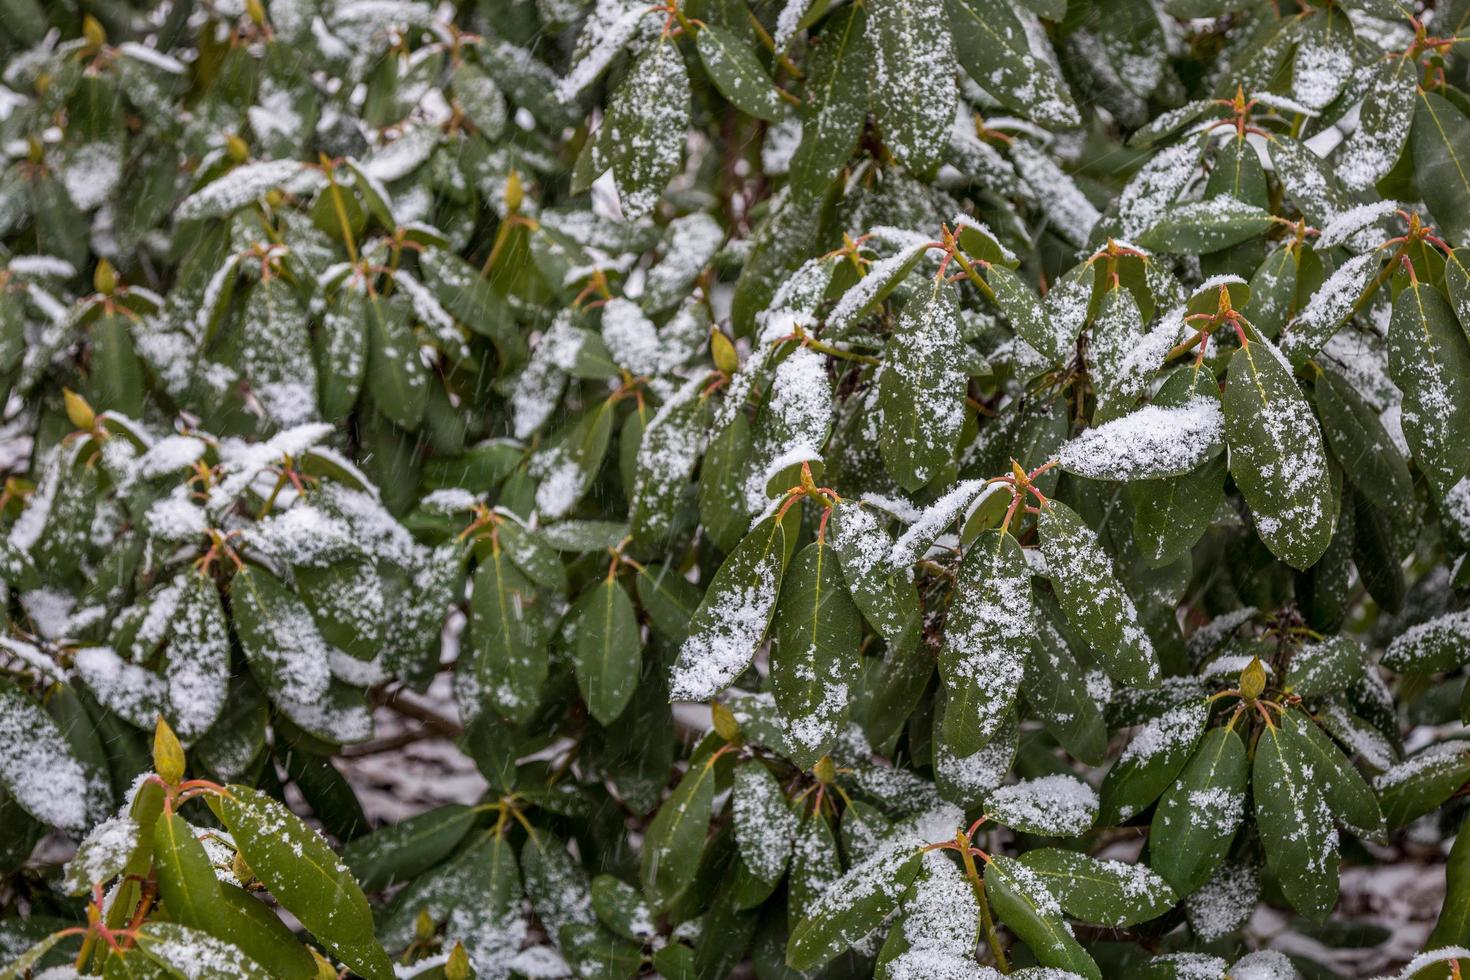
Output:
(1, 0), (1469, 977)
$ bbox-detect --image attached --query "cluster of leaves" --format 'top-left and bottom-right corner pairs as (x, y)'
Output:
(3, 0), (1470, 977)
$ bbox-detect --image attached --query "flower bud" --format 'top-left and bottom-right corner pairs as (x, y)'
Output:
(446, 943), (471, 980)
(505, 170), (524, 214)
(63, 389), (95, 431)
(1240, 656), (1267, 702)
(93, 258), (117, 296)
(82, 15), (106, 50)
(153, 714), (186, 786)
(711, 701), (740, 743)
(710, 329), (738, 375)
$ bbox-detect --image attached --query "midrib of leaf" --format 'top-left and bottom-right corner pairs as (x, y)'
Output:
(229, 794), (365, 940)
(804, 540), (827, 659)
(1420, 91), (1470, 204)
(811, 7), (860, 115)
(489, 550), (519, 666)
(951, 0), (1025, 56)
(597, 581), (618, 707)
(157, 815), (212, 924)
(368, 292), (414, 411)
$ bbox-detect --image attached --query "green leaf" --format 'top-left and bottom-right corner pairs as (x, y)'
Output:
(1242, 242), (1305, 339)
(451, 61), (507, 139)
(1022, 619), (1108, 766)
(89, 313), (145, 419)
(1427, 823), (1470, 951)
(1448, 249), (1470, 330)
(154, 812), (317, 979)
(219, 785), (392, 979)
(695, 25), (782, 122)
(0, 677), (102, 832)
(1098, 700), (1208, 825)
(829, 503), (921, 656)
(1376, 743), (1470, 827)
(567, 578), (642, 725)
(1204, 133), (1268, 210)
(867, 0), (955, 177)
(987, 264), (1056, 362)
(640, 756), (716, 911)
(1136, 196), (1274, 253)
(283, 751), (365, 842)
(1284, 708), (1385, 841)
(591, 874), (657, 942)
(608, 42), (690, 220)
(317, 282), (368, 421)
(418, 247), (519, 358)
(1285, 635), (1367, 697)
(947, 0), (1078, 129)
(1339, 55), (1416, 191)
(1129, 452), (1227, 569)
(984, 855), (1101, 980)
(1017, 848), (1177, 927)
(788, 5), (868, 200)
(365, 289), (430, 431)
(134, 923), (273, 980)
(230, 565), (331, 707)
(1220, 332), (1335, 569)
(532, 399), (615, 519)
(1040, 500), (1160, 687)
(939, 529), (1030, 757)
(669, 512), (790, 701)
(1412, 90), (1470, 248)
(787, 839), (924, 972)
(1383, 610), (1470, 674)
(1269, 135), (1350, 228)
(1149, 724), (1248, 894)
(1316, 366), (1414, 515)
(731, 761), (797, 888)
(240, 275), (318, 427)
(1253, 722), (1340, 921)
(340, 804), (478, 892)
(470, 546), (549, 724)
(878, 283), (966, 491)
(771, 538), (862, 767)
(1386, 280), (1470, 499)
(0, 932), (67, 980)
(631, 380), (707, 547)
(985, 773), (1097, 836)
(152, 812), (223, 929)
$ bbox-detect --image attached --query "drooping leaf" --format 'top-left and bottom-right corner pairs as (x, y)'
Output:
(939, 529), (1030, 757)
(695, 25), (783, 122)
(878, 283), (967, 492)
(566, 578), (642, 726)
(1040, 500), (1159, 687)
(1253, 722), (1340, 921)
(219, 785), (393, 979)
(607, 42), (690, 220)
(640, 756), (717, 912)
(1385, 281), (1470, 499)
(867, 0), (955, 177)
(669, 512), (790, 702)
(788, 6), (868, 201)
(984, 854), (1101, 980)
(1220, 331), (1335, 569)
(770, 538), (862, 767)
(1149, 724), (1248, 894)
